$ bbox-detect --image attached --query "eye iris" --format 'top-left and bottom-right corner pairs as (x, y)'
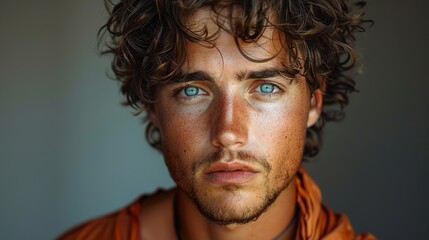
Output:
(184, 86), (199, 96)
(260, 83), (274, 93)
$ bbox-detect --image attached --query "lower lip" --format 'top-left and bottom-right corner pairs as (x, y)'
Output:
(205, 171), (257, 185)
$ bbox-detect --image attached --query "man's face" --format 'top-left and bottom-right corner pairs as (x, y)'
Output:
(149, 9), (321, 225)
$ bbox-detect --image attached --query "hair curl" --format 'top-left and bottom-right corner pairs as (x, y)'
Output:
(99, 0), (372, 161)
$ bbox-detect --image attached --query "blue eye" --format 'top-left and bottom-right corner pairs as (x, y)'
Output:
(184, 86), (199, 96)
(258, 83), (275, 93)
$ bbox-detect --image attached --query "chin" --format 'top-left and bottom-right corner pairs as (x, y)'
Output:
(190, 186), (278, 225)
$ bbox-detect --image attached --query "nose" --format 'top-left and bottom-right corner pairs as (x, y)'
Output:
(210, 92), (249, 149)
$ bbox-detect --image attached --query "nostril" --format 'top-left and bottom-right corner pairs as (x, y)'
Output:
(211, 127), (246, 148)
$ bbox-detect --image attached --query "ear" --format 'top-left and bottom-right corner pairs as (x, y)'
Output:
(147, 104), (160, 128)
(307, 89), (323, 127)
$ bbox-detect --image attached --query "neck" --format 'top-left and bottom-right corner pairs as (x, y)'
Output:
(175, 178), (298, 240)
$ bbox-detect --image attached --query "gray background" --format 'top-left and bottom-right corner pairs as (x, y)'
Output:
(1, 0), (428, 239)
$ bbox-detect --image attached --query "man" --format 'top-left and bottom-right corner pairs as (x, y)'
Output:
(59, 0), (375, 239)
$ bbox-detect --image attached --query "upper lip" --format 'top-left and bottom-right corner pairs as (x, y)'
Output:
(204, 161), (259, 174)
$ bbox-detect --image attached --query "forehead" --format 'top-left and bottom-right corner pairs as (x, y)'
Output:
(182, 8), (288, 75)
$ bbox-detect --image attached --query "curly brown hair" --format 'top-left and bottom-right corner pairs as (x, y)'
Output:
(98, 0), (371, 161)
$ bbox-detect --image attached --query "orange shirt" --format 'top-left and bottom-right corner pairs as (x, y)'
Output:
(294, 168), (376, 240)
(57, 168), (376, 240)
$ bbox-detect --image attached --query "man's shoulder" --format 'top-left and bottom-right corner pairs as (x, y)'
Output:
(56, 197), (142, 240)
(318, 207), (377, 240)
(296, 168), (377, 240)
(56, 189), (173, 240)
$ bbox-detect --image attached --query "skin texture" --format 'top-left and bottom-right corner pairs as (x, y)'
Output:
(148, 9), (322, 239)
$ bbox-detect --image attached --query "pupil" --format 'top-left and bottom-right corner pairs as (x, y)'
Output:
(261, 84), (274, 93)
(185, 87), (198, 96)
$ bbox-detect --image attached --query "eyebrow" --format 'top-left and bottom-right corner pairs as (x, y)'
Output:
(238, 68), (297, 80)
(181, 71), (214, 82)
(177, 67), (298, 83)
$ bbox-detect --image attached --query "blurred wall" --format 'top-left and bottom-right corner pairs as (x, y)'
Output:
(0, 0), (428, 239)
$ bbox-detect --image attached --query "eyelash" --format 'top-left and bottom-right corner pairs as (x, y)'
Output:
(253, 82), (283, 96)
(173, 85), (206, 100)
(172, 81), (283, 101)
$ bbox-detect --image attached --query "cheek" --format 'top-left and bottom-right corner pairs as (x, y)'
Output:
(255, 97), (309, 168)
(256, 99), (309, 144)
(157, 105), (207, 148)
(155, 107), (209, 179)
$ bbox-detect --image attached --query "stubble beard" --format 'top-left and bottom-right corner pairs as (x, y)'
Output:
(190, 179), (291, 226)
(186, 150), (292, 226)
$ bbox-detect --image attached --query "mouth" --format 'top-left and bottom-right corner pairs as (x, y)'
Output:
(204, 162), (259, 185)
